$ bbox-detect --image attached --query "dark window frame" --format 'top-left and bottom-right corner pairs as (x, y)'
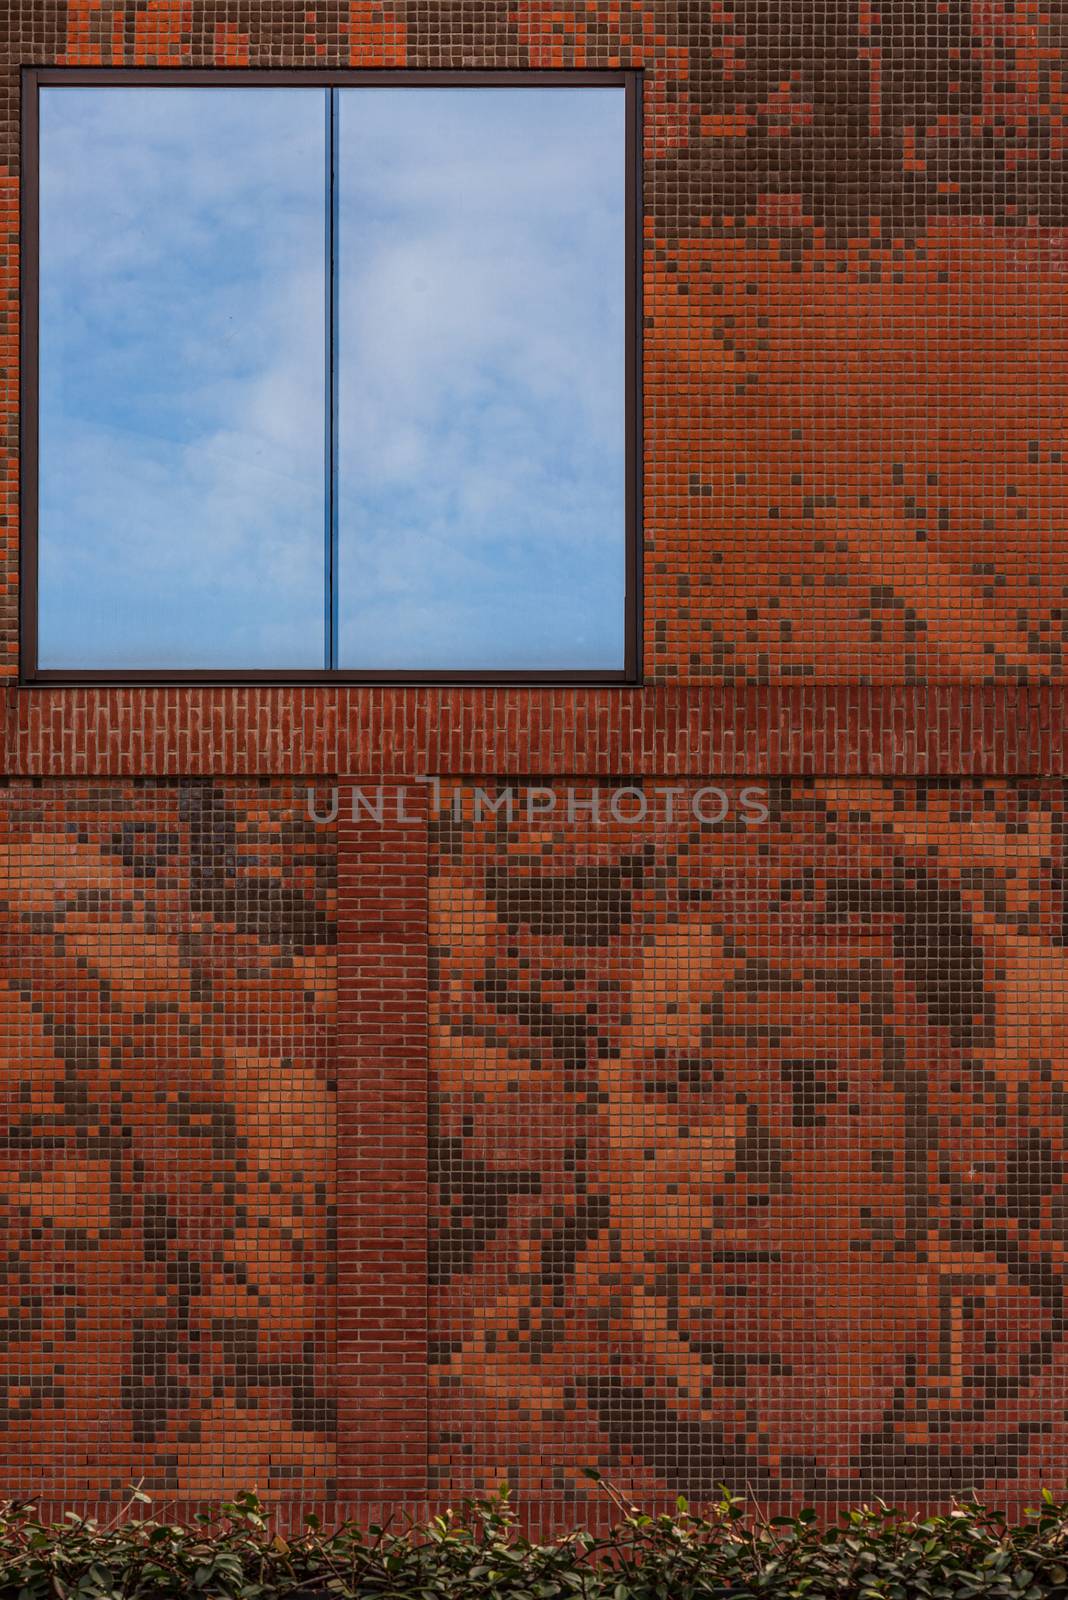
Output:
(19, 65), (643, 686)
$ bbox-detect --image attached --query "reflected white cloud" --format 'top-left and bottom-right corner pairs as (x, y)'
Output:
(38, 87), (326, 669)
(38, 84), (627, 673)
(337, 87), (626, 670)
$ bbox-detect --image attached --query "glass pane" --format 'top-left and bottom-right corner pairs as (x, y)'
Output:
(38, 88), (326, 669)
(337, 87), (626, 671)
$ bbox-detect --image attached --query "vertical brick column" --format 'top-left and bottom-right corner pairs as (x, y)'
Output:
(335, 780), (428, 1500)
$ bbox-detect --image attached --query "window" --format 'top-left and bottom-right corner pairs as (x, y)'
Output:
(21, 70), (639, 682)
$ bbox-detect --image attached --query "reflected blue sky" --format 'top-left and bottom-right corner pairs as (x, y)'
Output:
(38, 85), (626, 672)
(38, 87), (326, 668)
(337, 87), (626, 670)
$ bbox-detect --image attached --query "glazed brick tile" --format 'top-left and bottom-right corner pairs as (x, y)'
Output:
(0, 0), (1065, 1525)
(0, 779), (336, 1499)
(429, 778), (1068, 1504)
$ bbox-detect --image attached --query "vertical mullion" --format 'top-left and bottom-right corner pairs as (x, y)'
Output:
(20, 71), (41, 678)
(325, 87), (340, 669)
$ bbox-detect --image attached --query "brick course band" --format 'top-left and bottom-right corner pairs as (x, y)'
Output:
(5, 685), (1068, 778)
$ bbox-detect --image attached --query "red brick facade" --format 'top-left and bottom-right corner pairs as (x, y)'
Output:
(1, 0), (1067, 1526)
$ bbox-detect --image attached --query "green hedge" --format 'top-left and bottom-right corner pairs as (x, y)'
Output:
(4, 1477), (1068, 1599)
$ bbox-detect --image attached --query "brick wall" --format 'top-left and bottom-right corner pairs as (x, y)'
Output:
(0, 0), (1066, 1523)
